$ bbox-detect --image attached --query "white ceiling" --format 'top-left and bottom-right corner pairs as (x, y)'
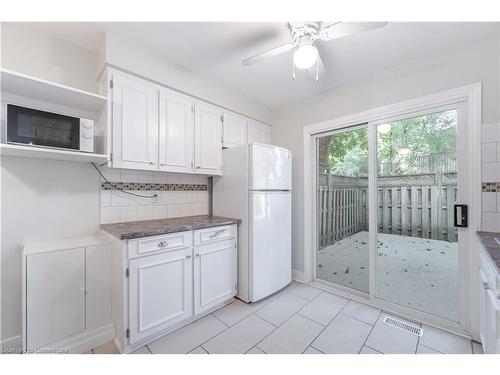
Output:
(23, 22), (499, 109)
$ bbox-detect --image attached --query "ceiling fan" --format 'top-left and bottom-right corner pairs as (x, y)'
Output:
(242, 22), (388, 81)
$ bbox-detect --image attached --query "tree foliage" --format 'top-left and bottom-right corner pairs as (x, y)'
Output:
(325, 110), (457, 177)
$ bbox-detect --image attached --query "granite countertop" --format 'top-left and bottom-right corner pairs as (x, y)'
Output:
(476, 231), (500, 270)
(101, 215), (241, 240)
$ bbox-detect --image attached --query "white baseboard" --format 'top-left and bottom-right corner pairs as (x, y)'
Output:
(292, 269), (305, 283)
(1, 335), (22, 353)
(8, 323), (116, 354)
(52, 323), (116, 354)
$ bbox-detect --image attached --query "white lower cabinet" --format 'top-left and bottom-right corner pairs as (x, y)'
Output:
(23, 236), (114, 353)
(194, 239), (237, 314)
(128, 248), (193, 344)
(116, 224), (237, 352)
(478, 249), (500, 354)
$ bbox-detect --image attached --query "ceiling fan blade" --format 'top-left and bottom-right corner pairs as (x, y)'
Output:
(318, 22), (388, 41)
(242, 42), (296, 66)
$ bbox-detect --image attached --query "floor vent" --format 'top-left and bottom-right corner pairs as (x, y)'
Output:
(383, 316), (423, 337)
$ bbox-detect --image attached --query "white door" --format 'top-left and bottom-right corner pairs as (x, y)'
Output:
(222, 111), (248, 148)
(194, 239), (236, 314)
(159, 89), (195, 173)
(26, 248), (85, 349)
(111, 71), (159, 170)
(248, 120), (271, 144)
(249, 191), (292, 301)
(249, 144), (292, 190)
(194, 101), (222, 175)
(129, 248), (193, 344)
(312, 98), (475, 332)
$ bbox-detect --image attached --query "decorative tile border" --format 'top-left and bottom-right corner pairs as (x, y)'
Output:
(481, 182), (500, 192)
(101, 181), (208, 191)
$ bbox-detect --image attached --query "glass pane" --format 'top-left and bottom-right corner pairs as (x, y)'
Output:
(316, 126), (369, 292)
(376, 110), (458, 321)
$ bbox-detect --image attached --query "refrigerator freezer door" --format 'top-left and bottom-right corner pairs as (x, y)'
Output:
(249, 144), (292, 190)
(249, 191), (292, 301)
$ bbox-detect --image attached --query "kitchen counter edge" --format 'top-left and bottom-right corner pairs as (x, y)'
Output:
(101, 215), (242, 240)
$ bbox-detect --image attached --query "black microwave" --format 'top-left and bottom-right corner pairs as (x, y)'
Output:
(5, 104), (94, 152)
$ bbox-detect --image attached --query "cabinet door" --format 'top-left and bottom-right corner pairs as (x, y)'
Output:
(26, 248), (85, 349)
(86, 243), (113, 331)
(484, 288), (500, 354)
(222, 111), (248, 148)
(479, 268), (488, 346)
(111, 71), (159, 170)
(159, 89), (195, 173)
(194, 239), (236, 314)
(128, 248), (193, 344)
(194, 101), (222, 175)
(248, 120), (271, 145)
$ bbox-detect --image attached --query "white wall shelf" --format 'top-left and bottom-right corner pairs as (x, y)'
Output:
(0, 143), (108, 163)
(1, 69), (107, 114)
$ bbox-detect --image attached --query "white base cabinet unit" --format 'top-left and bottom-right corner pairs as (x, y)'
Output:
(22, 235), (114, 354)
(478, 246), (500, 354)
(110, 224), (237, 353)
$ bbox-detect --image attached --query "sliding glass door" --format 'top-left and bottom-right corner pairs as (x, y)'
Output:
(316, 126), (369, 293)
(374, 109), (459, 322)
(315, 104), (465, 324)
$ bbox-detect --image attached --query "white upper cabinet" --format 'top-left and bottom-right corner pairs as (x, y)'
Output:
(222, 111), (248, 148)
(108, 69), (271, 176)
(159, 89), (195, 173)
(194, 101), (222, 175)
(110, 71), (159, 170)
(248, 119), (271, 145)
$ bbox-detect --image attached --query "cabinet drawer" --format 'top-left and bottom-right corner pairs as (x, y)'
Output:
(194, 225), (236, 245)
(129, 231), (193, 259)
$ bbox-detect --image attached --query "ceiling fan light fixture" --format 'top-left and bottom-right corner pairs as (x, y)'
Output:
(293, 42), (318, 70)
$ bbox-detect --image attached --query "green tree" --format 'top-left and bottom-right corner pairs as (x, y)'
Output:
(325, 110), (457, 176)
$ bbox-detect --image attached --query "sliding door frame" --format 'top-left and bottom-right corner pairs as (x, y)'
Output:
(303, 84), (481, 339)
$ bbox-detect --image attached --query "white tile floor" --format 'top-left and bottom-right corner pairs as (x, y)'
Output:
(88, 282), (483, 354)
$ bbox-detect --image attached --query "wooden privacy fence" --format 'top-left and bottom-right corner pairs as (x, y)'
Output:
(318, 184), (458, 248)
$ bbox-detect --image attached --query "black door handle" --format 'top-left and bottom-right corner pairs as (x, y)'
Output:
(454, 204), (468, 228)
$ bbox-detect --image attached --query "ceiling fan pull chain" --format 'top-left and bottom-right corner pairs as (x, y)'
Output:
(315, 58), (319, 82)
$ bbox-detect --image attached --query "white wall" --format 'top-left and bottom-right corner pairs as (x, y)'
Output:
(271, 32), (500, 275)
(104, 32), (273, 124)
(0, 23), (101, 93)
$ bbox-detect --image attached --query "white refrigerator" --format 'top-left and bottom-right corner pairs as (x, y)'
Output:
(213, 143), (292, 302)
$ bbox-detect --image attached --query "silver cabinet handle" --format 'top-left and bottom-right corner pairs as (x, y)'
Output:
(209, 229), (225, 239)
(158, 241), (169, 247)
(160, 162), (166, 167)
(195, 253), (200, 257)
(149, 161), (155, 165)
(196, 166), (200, 169)
(186, 255), (192, 259)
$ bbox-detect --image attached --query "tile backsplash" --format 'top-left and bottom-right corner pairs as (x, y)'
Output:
(481, 122), (500, 232)
(99, 167), (209, 224)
